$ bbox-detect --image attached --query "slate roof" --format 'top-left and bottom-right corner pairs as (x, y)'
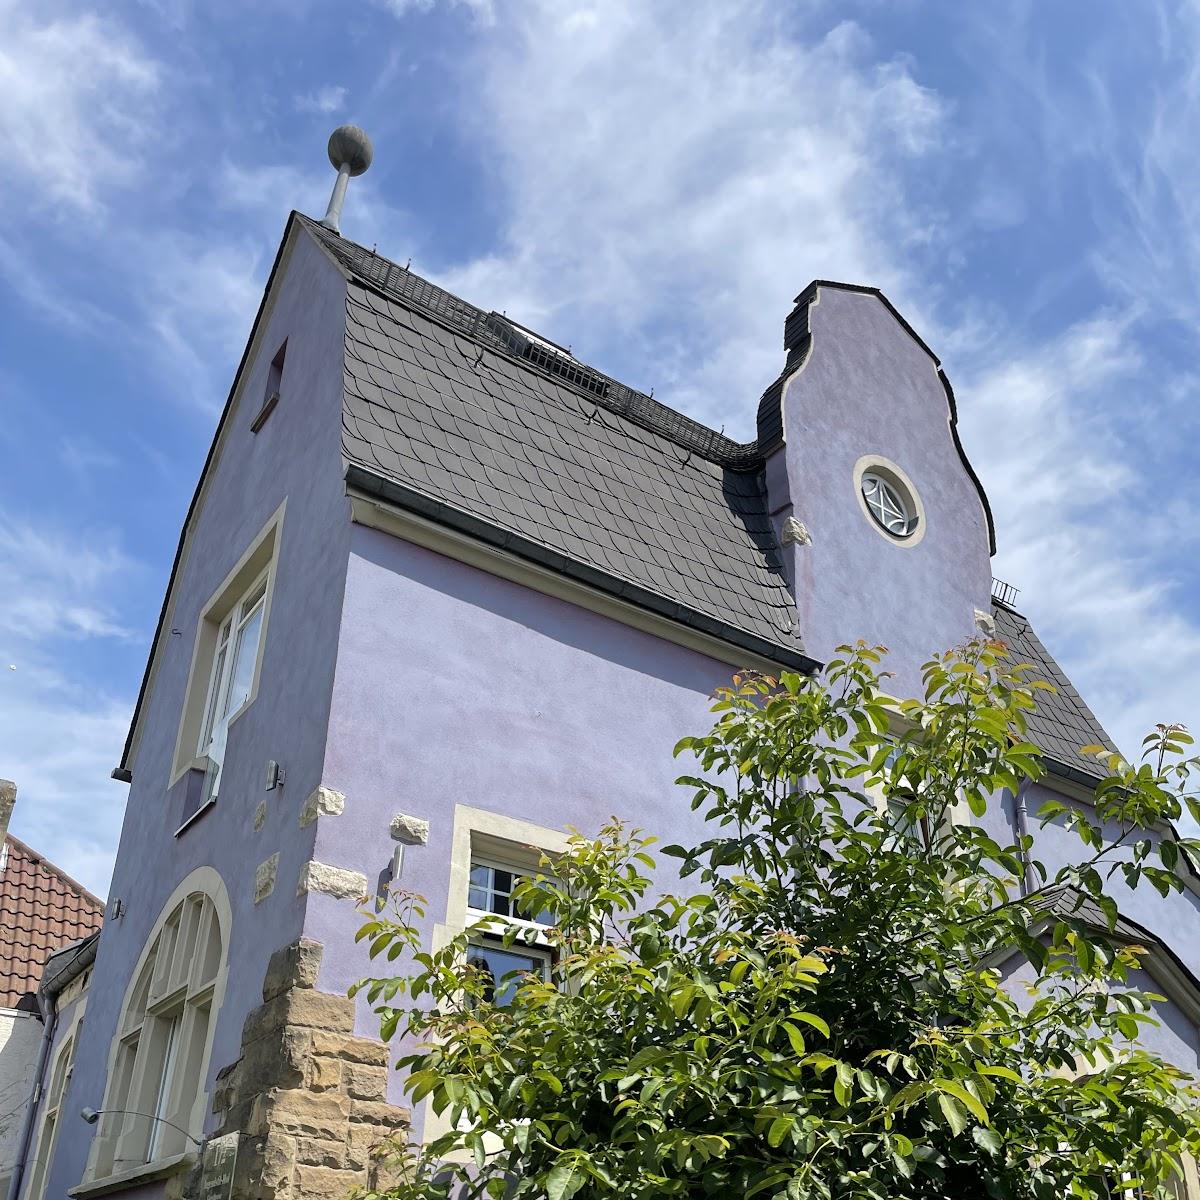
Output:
(301, 215), (1121, 764)
(299, 216), (809, 667)
(0, 836), (104, 1010)
(113, 213), (1121, 784)
(992, 602), (1119, 782)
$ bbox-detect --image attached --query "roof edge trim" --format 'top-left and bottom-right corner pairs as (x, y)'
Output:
(939, 368), (997, 556)
(307, 215), (764, 471)
(4, 834), (106, 911)
(40, 931), (100, 1000)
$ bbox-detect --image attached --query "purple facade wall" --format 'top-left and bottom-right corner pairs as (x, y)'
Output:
(314, 524), (743, 1111)
(770, 286), (993, 700)
(34, 255), (1200, 1193)
(986, 780), (1200, 977)
(40, 229), (353, 1199)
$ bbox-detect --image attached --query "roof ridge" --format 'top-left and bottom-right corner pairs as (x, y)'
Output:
(297, 213), (767, 470)
(4, 833), (105, 911)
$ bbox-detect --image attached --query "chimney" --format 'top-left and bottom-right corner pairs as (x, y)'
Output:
(0, 778), (15, 862)
(319, 125), (374, 236)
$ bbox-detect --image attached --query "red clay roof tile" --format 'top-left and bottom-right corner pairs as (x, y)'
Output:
(0, 836), (103, 1009)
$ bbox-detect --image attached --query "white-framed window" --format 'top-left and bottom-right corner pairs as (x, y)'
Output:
(24, 1023), (80, 1200)
(437, 807), (569, 1014)
(195, 568), (268, 809)
(466, 858), (552, 927)
(465, 855), (555, 1007)
(88, 881), (227, 1181)
(465, 941), (553, 1007)
(170, 505), (282, 831)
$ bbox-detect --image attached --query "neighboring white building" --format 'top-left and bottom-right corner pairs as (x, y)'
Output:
(0, 781), (102, 1197)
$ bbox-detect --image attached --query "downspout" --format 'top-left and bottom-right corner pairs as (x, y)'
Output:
(5, 990), (56, 1200)
(6, 935), (100, 1200)
(1013, 778), (1033, 898)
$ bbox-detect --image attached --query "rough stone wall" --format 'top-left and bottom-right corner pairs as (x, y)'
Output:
(205, 937), (409, 1199)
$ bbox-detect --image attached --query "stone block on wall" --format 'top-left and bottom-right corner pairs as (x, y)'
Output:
(211, 935), (410, 1200)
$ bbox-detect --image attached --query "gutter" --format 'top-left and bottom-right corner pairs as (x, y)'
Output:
(6, 935), (100, 1200)
(1012, 778), (1033, 897)
(345, 463), (819, 675)
(1040, 755), (1104, 791)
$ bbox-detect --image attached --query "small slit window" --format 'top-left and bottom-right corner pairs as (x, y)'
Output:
(251, 339), (286, 433)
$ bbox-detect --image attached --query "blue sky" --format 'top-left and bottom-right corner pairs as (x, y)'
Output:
(2, 0), (1198, 897)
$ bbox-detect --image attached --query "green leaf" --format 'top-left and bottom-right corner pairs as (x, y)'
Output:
(975, 1065), (1022, 1084)
(545, 1160), (584, 1200)
(972, 1127), (1003, 1156)
(781, 1021), (807, 1056)
(935, 1092), (969, 1137)
(767, 1114), (795, 1147)
(935, 1079), (989, 1126)
(790, 1011), (831, 1038)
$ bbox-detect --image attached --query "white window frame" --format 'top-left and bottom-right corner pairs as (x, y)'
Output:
(83, 868), (230, 1189)
(423, 807), (570, 1148)
(464, 853), (556, 1003)
(465, 855), (554, 936)
(24, 1003), (85, 1200)
(865, 726), (973, 849)
(169, 504), (284, 822)
(193, 567), (269, 809)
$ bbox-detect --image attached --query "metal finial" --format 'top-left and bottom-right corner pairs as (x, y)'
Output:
(320, 125), (374, 235)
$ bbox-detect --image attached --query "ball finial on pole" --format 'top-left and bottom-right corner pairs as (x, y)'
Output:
(320, 125), (374, 235)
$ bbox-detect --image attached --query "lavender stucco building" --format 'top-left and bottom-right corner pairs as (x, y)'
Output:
(13, 199), (1200, 1200)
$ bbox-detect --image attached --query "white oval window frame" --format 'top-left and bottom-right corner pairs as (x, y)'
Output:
(853, 454), (926, 548)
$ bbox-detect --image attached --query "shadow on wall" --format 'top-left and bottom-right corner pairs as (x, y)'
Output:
(351, 524), (740, 692)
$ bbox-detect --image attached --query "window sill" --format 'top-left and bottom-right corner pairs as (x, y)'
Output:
(68, 1150), (195, 1198)
(250, 389), (280, 433)
(465, 910), (552, 943)
(174, 796), (216, 837)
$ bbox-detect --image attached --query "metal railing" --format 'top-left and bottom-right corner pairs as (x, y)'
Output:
(991, 576), (1020, 608)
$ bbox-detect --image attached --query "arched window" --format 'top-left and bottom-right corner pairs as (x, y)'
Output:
(89, 884), (227, 1179)
(24, 1027), (78, 1200)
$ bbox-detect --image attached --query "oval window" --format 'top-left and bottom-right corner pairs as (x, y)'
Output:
(861, 470), (918, 538)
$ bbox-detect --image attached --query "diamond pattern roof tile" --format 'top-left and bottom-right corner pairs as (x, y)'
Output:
(992, 603), (1119, 782)
(310, 213), (803, 664)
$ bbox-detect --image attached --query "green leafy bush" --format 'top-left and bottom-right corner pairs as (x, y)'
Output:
(354, 640), (1200, 1200)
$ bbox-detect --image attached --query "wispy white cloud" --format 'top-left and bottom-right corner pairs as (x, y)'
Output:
(0, 512), (142, 895)
(433, 2), (945, 437)
(957, 314), (1200, 755)
(0, 513), (139, 644)
(374, 0), (496, 24)
(59, 435), (119, 485)
(294, 84), (348, 115)
(0, 666), (129, 897)
(0, 2), (159, 215)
